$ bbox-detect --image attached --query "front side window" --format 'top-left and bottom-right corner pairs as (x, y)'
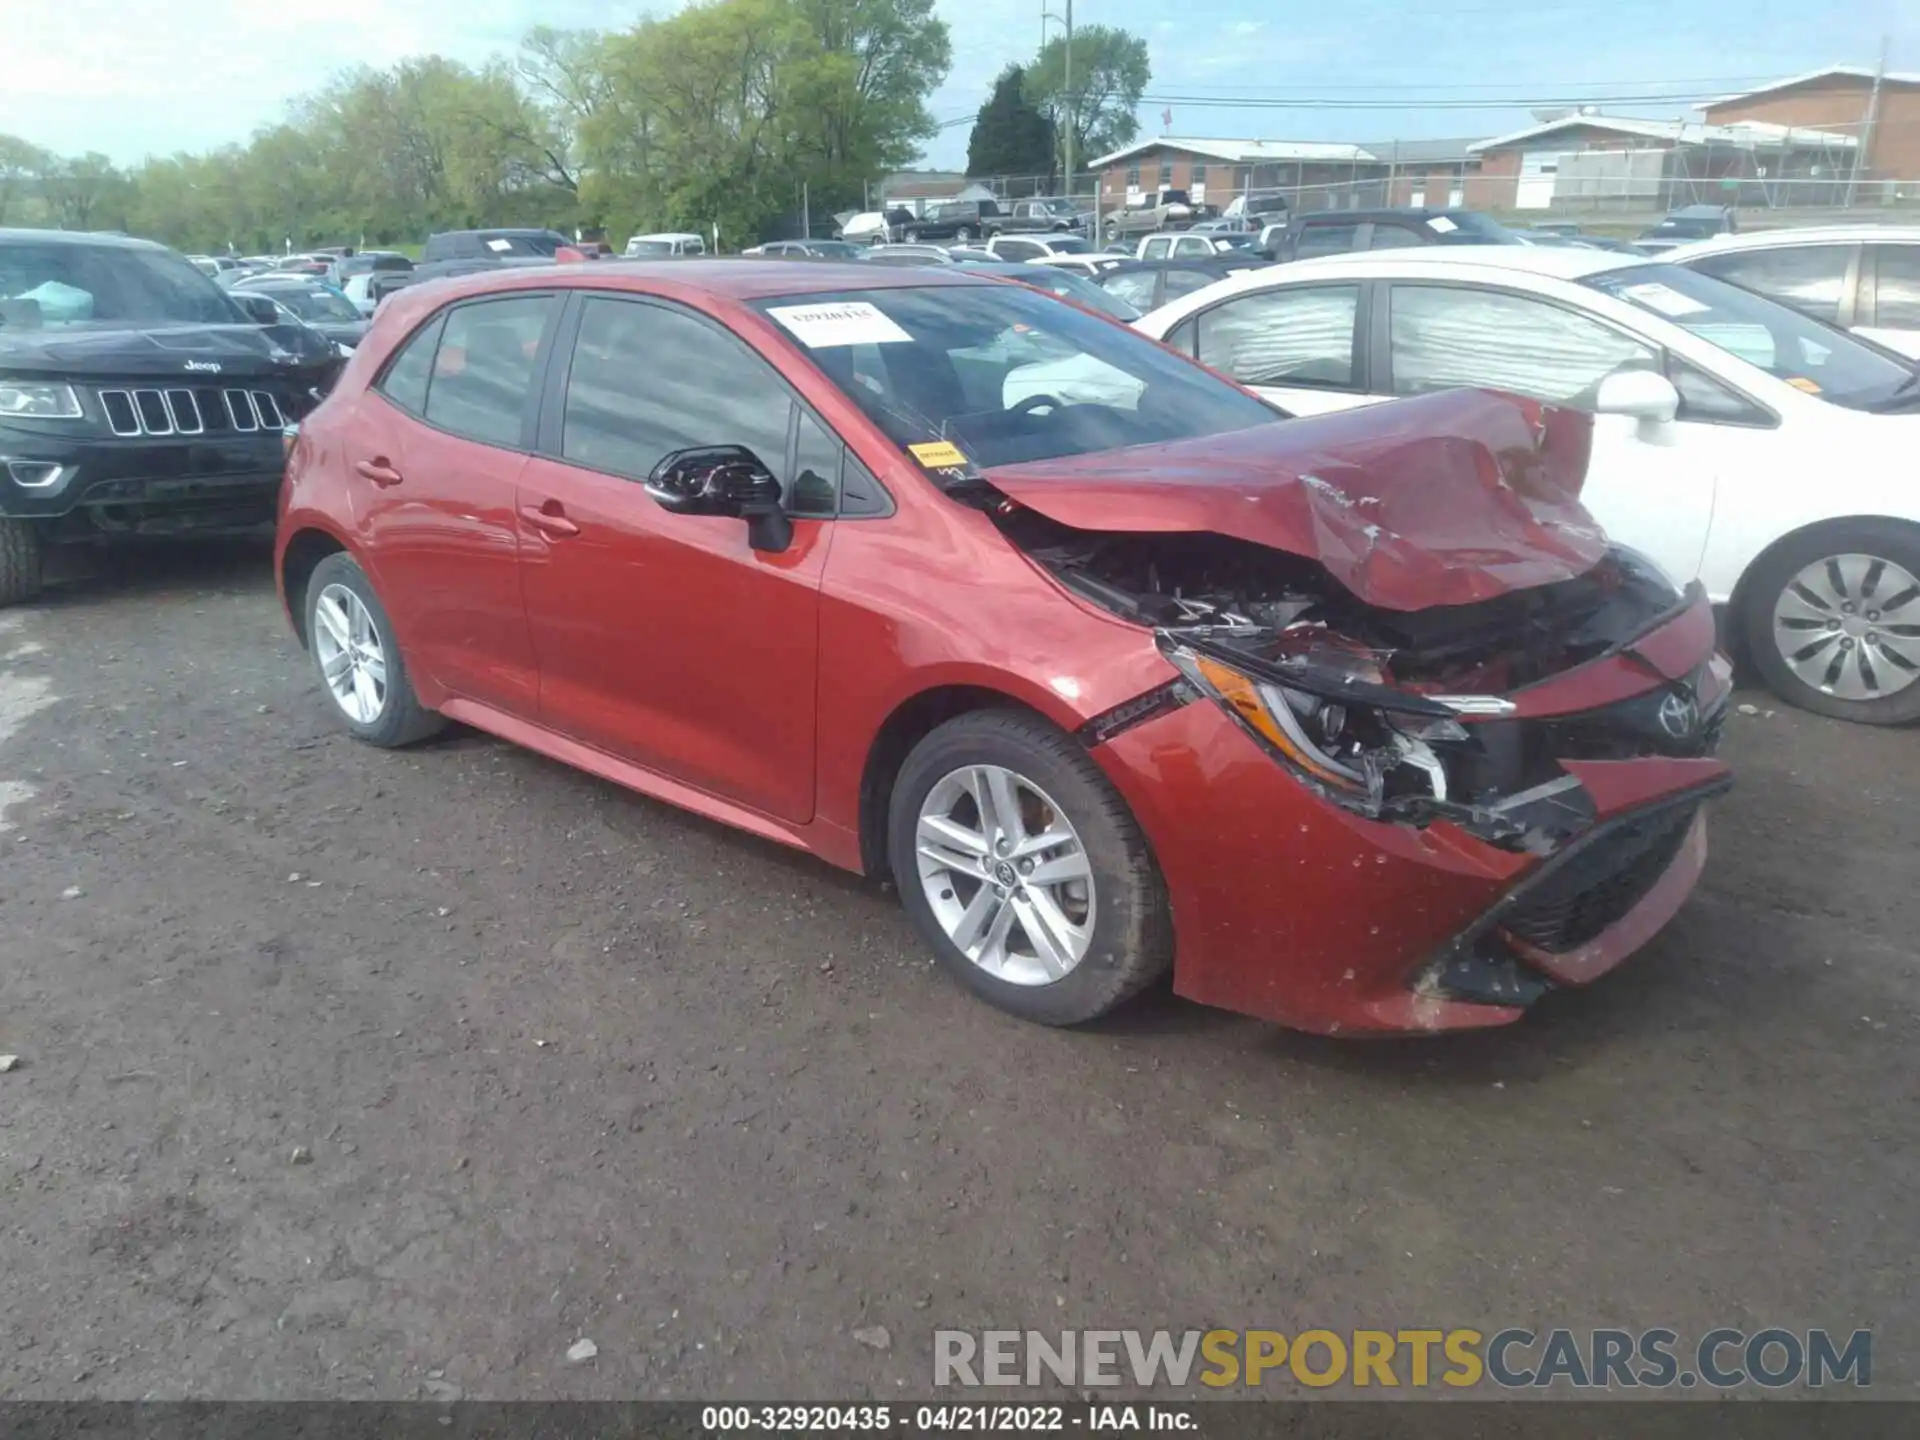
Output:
(1690, 244), (1852, 325)
(422, 296), (553, 447)
(1161, 269), (1222, 303)
(753, 282), (1277, 473)
(1390, 284), (1655, 405)
(561, 296), (795, 497)
(1141, 237), (1172, 261)
(1586, 262), (1917, 411)
(1197, 284), (1360, 389)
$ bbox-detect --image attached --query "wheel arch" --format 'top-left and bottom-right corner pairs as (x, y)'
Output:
(857, 684), (1066, 877)
(1724, 513), (1920, 662)
(278, 525), (353, 648)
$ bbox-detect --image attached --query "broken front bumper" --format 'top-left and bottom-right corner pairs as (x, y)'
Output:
(1090, 605), (1733, 1036)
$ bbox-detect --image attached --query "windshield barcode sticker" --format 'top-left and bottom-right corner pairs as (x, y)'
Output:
(767, 302), (912, 348)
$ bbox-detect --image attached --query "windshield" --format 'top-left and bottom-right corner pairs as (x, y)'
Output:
(252, 285), (361, 323)
(753, 283), (1276, 472)
(0, 240), (242, 328)
(1585, 263), (1917, 410)
(1043, 235), (1092, 254)
(627, 240), (678, 257)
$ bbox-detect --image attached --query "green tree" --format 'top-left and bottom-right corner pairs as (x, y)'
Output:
(43, 152), (132, 231)
(967, 65), (1052, 179)
(0, 134), (52, 226)
(1024, 24), (1149, 173)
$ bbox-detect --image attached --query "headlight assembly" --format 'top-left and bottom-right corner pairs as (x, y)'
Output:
(0, 381), (83, 421)
(1164, 642), (1470, 819)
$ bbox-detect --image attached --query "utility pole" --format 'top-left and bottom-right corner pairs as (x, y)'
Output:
(1062, 0), (1075, 204)
(802, 180), (811, 240)
(1847, 35), (1890, 209)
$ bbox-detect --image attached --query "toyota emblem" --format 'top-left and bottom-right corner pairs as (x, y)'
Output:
(1657, 690), (1699, 739)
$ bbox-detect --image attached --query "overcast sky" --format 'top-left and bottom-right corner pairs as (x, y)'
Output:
(0, 0), (1910, 171)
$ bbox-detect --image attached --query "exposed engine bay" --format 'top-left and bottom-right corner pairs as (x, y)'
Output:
(997, 507), (1724, 853)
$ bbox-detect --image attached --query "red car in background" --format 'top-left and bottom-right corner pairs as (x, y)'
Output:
(275, 261), (1731, 1034)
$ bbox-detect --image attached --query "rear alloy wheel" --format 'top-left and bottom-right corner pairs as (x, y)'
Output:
(888, 710), (1172, 1025)
(305, 552), (444, 747)
(0, 517), (44, 608)
(954, 226), (973, 242)
(903, 228), (921, 243)
(1744, 524), (1920, 725)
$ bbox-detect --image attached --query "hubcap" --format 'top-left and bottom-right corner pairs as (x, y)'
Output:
(1772, 553), (1920, 702)
(915, 765), (1095, 987)
(312, 582), (388, 724)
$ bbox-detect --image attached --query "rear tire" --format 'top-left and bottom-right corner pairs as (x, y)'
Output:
(904, 228), (921, 243)
(0, 518), (44, 608)
(954, 226), (973, 242)
(888, 709), (1173, 1026)
(1741, 521), (1920, 726)
(304, 552), (444, 747)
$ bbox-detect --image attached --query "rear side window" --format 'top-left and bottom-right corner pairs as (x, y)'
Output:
(1389, 284), (1655, 405)
(1293, 223), (1359, 258)
(376, 314), (444, 415)
(1690, 244), (1852, 325)
(1196, 284), (1360, 388)
(422, 295), (554, 447)
(1162, 269), (1218, 303)
(1870, 244), (1920, 328)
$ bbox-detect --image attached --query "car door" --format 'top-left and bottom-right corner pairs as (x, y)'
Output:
(1857, 242), (1920, 359)
(1381, 282), (1720, 584)
(1183, 282), (1375, 416)
(514, 293), (834, 824)
(351, 293), (557, 716)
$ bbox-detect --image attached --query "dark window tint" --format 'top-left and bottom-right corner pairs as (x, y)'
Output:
(1390, 284), (1654, 405)
(562, 296), (792, 488)
(1197, 285), (1360, 388)
(423, 296), (552, 446)
(1367, 224), (1425, 250)
(1691, 244), (1851, 325)
(1668, 358), (1771, 426)
(377, 314), (443, 415)
(1870, 244), (1920, 328)
(996, 239), (1043, 261)
(790, 409), (841, 517)
(1293, 223), (1359, 259)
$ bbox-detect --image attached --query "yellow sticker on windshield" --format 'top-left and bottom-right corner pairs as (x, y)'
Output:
(1785, 377), (1823, 394)
(909, 441), (967, 468)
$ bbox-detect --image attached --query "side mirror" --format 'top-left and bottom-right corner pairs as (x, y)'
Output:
(646, 445), (793, 553)
(1593, 369), (1680, 426)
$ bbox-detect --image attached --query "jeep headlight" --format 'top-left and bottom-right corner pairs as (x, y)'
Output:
(0, 382), (83, 420)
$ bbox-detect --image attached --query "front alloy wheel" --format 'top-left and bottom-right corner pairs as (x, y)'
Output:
(888, 709), (1172, 1025)
(915, 765), (1095, 986)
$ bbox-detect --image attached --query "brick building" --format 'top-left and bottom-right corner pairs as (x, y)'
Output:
(1087, 139), (1384, 213)
(1699, 66), (1920, 187)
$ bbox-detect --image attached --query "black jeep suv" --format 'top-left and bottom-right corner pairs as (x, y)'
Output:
(0, 229), (343, 605)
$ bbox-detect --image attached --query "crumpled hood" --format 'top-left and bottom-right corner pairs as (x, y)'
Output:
(0, 321), (336, 378)
(984, 388), (1606, 611)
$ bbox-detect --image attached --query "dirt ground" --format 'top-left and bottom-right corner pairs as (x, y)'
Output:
(0, 540), (1914, 1402)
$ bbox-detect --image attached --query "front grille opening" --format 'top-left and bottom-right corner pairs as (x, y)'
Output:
(100, 390), (140, 436)
(1500, 803), (1698, 953)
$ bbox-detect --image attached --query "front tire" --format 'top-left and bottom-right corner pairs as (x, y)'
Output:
(888, 709), (1173, 1025)
(0, 518), (44, 608)
(1741, 521), (1920, 725)
(305, 552), (443, 747)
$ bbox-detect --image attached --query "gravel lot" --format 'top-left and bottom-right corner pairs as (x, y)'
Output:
(0, 540), (1915, 1401)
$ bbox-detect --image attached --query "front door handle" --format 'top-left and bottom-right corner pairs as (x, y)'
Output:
(519, 501), (580, 538)
(355, 457), (404, 487)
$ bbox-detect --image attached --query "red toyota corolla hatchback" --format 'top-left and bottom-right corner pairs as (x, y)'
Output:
(276, 260), (1732, 1034)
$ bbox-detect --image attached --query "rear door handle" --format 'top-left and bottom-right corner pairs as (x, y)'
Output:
(355, 458), (403, 487)
(519, 501), (580, 538)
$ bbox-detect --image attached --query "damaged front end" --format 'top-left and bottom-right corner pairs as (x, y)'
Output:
(976, 392), (1732, 1030)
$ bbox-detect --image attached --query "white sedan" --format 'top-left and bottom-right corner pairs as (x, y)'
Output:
(1134, 246), (1920, 724)
(1661, 225), (1920, 359)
